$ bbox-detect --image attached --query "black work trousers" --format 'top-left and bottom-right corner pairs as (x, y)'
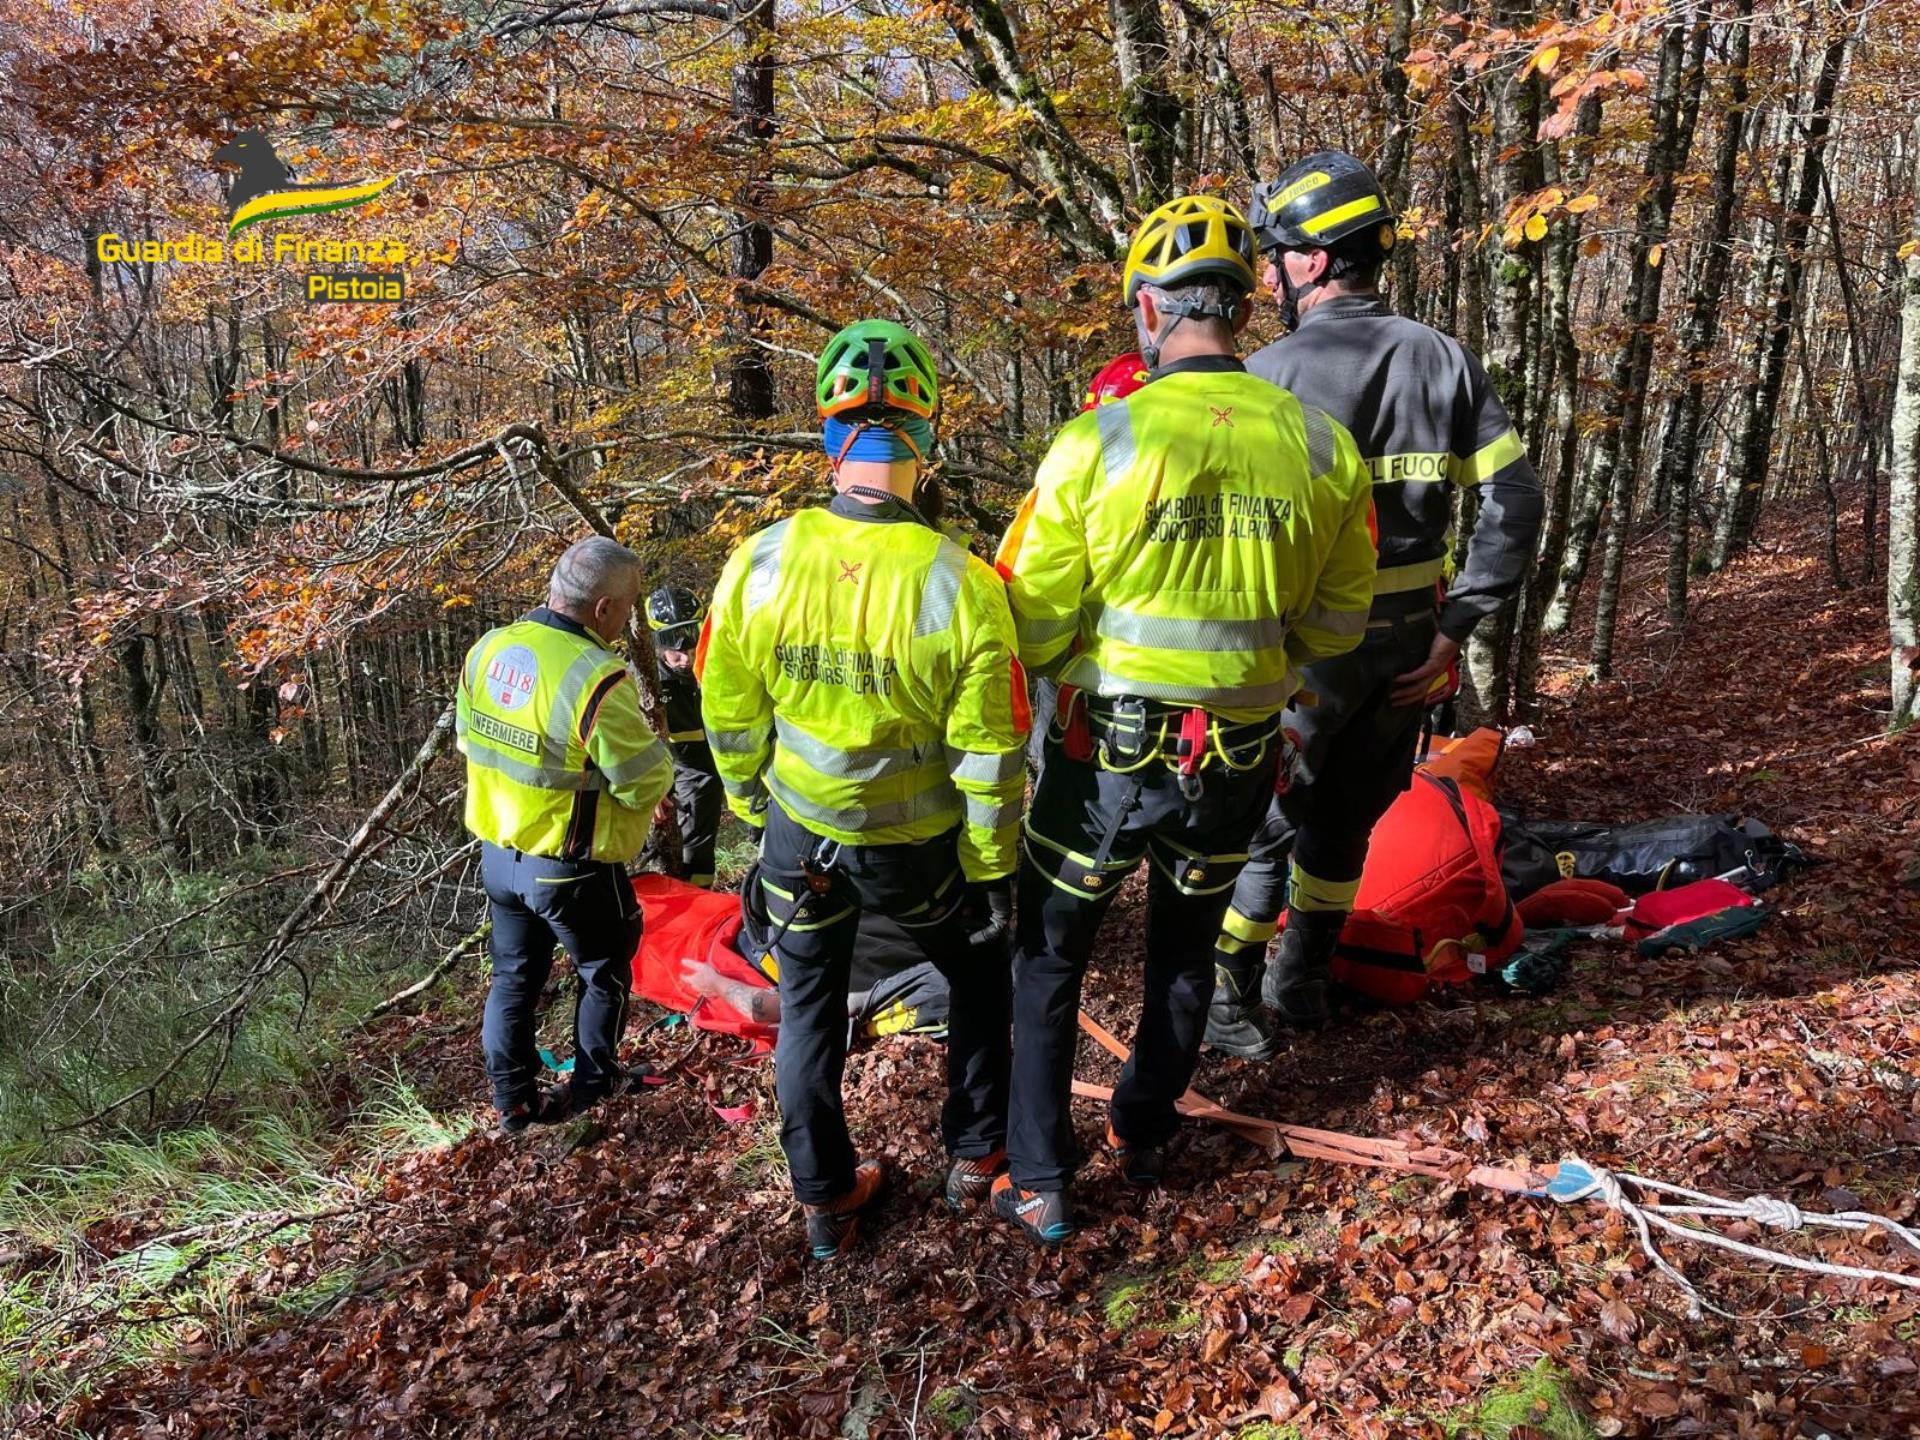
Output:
(480, 841), (642, 1112)
(758, 802), (1010, 1205)
(1009, 733), (1278, 1191)
(669, 742), (723, 886)
(1215, 609), (1435, 996)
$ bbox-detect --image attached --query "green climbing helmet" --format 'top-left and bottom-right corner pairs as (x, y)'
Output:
(815, 319), (938, 423)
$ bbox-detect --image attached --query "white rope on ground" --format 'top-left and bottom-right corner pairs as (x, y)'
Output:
(1547, 1158), (1920, 1320)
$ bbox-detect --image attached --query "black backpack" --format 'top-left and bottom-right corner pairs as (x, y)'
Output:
(1498, 812), (1807, 900)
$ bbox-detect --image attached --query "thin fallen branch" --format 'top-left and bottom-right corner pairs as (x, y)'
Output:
(361, 920), (492, 1023)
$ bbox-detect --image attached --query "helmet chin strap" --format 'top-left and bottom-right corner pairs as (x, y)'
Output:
(1274, 251), (1328, 333)
(1137, 289), (1242, 369)
(1135, 307), (1176, 371)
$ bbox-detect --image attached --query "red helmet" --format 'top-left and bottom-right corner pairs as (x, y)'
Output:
(1082, 352), (1151, 411)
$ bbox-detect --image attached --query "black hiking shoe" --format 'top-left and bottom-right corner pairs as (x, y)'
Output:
(803, 1159), (888, 1261)
(944, 1149), (1008, 1211)
(496, 1079), (587, 1135)
(1105, 1123), (1164, 1189)
(991, 1174), (1076, 1246)
(1262, 914), (1345, 1029)
(495, 1100), (540, 1136)
(1204, 992), (1281, 1060)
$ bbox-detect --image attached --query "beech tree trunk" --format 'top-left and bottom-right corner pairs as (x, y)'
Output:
(1887, 112), (1920, 731)
(1711, 24), (1849, 568)
(1659, 0), (1752, 624)
(1588, 13), (1708, 679)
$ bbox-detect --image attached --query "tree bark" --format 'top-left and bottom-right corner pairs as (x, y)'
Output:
(1588, 13), (1708, 679)
(1887, 113), (1920, 731)
(1658, 0), (1751, 624)
(1710, 23), (1848, 569)
(1110, 0), (1182, 208)
(727, 0), (776, 421)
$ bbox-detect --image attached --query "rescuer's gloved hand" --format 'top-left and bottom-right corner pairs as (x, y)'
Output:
(965, 878), (1014, 948)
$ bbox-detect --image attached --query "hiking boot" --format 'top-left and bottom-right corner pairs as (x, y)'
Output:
(991, 1173), (1076, 1247)
(1262, 913), (1346, 1029)
(1105, 1123), (1164, 1189)
(944, 1149), (1008, 1211)
(1204, 991), (1280, 1060)
(539, 1080), (608, 1121)
(803, 1159), (888, 1261)
(495, 1099), (540, 1135)
(495, 1084), (575, 1135)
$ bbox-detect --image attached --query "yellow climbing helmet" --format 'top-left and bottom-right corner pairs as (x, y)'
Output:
(1121, 195), (1259, 307)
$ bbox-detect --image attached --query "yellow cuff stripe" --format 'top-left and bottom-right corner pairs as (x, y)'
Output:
(1289, 860), (1362, 913)
(1222, 908), (1279, 945)
(1451, 429), (1526, 487)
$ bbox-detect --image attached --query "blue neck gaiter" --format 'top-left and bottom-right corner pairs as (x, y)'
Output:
(822, 415), (934, 464)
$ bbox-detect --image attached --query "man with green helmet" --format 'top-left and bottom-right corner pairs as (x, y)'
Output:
(991, 196), (1378, 1245)
(697, 318), (1030, 1260)
(1203, 151), (1544, 1059)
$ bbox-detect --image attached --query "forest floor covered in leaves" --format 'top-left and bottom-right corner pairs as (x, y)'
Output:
(35, 505), (1920, 1439)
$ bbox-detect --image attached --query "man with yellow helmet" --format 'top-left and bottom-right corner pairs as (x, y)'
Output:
(990, 196), (1378, 1244)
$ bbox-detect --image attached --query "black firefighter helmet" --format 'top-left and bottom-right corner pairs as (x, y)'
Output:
(1249, 150), (1398, 264)
(645, 585), (706, 651)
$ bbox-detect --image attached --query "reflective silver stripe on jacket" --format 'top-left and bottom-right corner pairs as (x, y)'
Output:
(965, 795), (1022, 831)
(1096, 400), (1135, 485)
(706, 727), (765, 755)
(913, 541), (968, 638)
(774, 716), (930, 783)
(744, 519), (791, 612)
(599, 741), (670, 787)
(765, 770), (959, 833)
(720, 773), (762, 801)
(1014, 609), (1079, 647)
(545, 650), (615, 765)
(464, 628), (502, 694)
(947, 747), (1026, 784)
(1302, 405), (1335, 478)
(1093, 605), (1287, 654)
(1294, 601), (1369, 638)
(464, 744), (604, 792)
(1060, 659), (1300, 713)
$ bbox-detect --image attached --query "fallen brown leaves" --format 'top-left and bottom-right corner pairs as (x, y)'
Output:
(49, 506), (1920, 1436)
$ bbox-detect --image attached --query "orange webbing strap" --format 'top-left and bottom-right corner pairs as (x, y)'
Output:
(1074, 1010), (1549, 1197)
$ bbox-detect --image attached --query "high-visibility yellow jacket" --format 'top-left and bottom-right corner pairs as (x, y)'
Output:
(456, 609), (674, 863)
(995, 357), (1378, 723)
(696, 495), (1030, 882)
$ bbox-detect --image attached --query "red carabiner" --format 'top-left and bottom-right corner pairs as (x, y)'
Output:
(1177, 707), (1209, 777)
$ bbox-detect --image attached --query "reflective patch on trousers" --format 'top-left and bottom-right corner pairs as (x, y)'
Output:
(759, 875), (855, 934)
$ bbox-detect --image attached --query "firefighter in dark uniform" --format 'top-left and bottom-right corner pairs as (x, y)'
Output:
(992, 196), (1378, 1244)
(646, 585), (723, 888)
(1205, 152), (1545, 1058)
